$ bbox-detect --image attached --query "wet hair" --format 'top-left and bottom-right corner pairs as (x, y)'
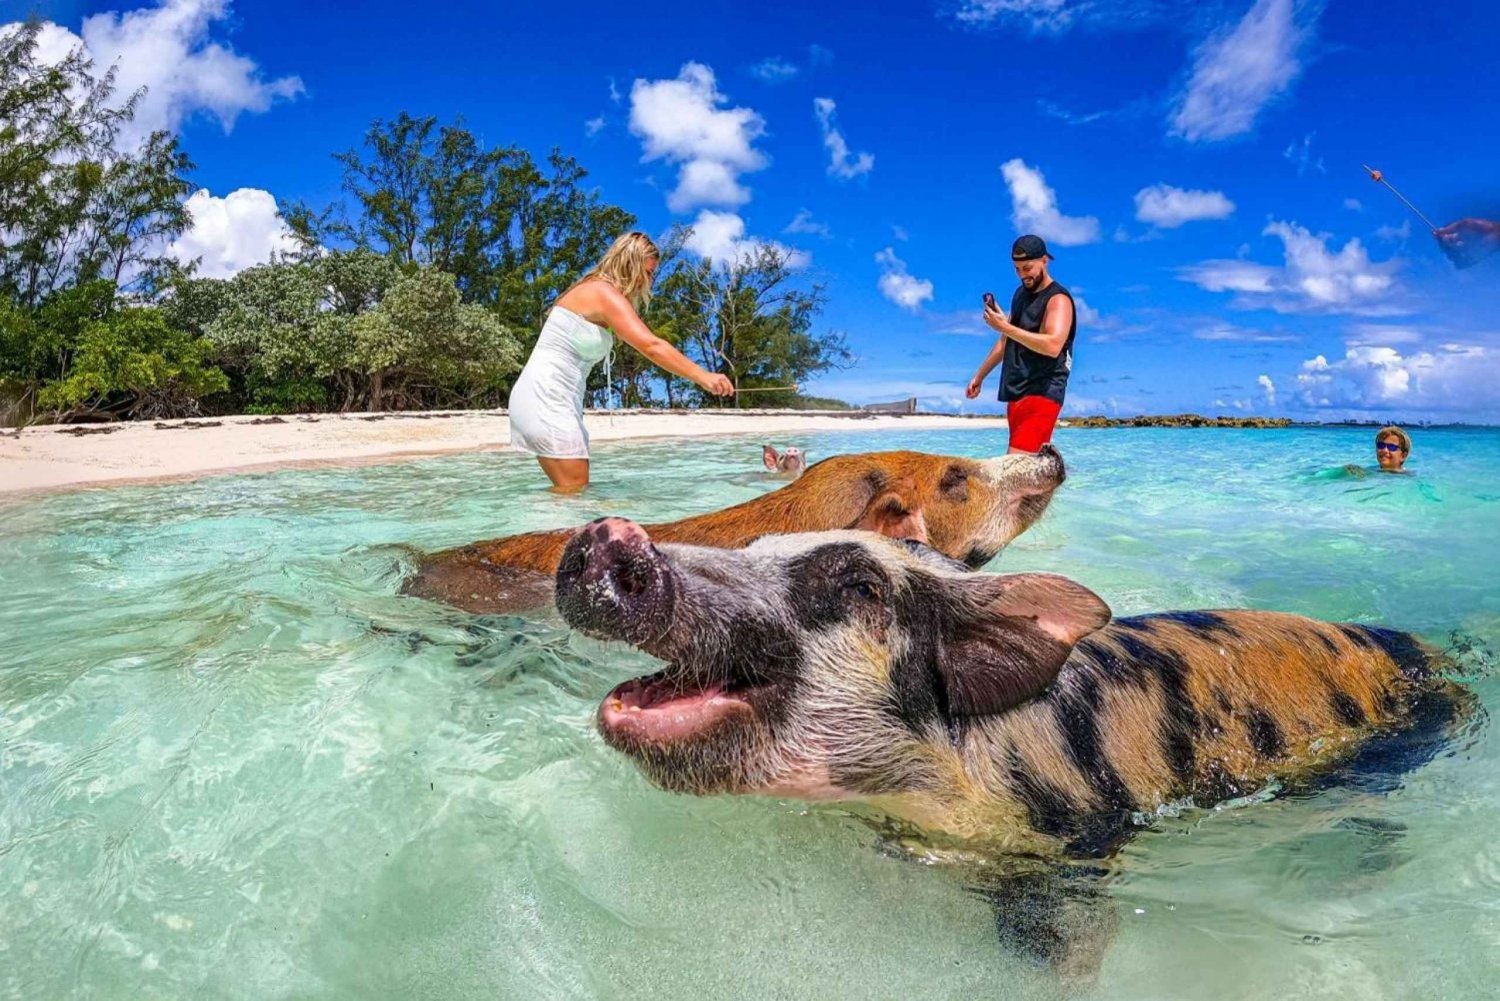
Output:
(1376, 425), (1412, 455)
(578, 231), (660, 312)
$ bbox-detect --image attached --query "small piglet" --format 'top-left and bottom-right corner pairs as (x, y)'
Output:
(762, 444), (807, 478)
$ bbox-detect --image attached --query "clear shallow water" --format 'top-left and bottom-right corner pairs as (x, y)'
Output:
(2, 426), (1498, 1000)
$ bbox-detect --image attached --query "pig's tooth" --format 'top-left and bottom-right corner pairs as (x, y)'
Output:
(611, 699), (625, 711)
(628, 705), (641, 712)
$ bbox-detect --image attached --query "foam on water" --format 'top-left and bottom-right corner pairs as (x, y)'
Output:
(2, 425), (1498, 999)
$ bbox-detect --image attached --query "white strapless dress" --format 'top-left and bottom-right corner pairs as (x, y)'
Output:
(507, 306), (614, 458)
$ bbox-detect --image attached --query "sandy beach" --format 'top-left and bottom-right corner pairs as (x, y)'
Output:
(0, 409), (1003, 496)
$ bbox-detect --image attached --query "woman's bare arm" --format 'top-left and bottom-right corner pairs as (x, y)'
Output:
(557, 281), (733, 395)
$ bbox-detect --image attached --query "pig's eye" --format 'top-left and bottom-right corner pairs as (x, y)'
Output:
(842, 576), (885, 602)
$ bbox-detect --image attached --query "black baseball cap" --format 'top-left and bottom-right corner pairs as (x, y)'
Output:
(1011, 234), (1052, 261)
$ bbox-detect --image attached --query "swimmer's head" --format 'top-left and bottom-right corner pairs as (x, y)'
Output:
(1376, 425), (1411, 472)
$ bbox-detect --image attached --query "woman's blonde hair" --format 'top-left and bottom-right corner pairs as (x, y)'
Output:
(1377, 425), (1412, 455)
(578, 231), (660, 312)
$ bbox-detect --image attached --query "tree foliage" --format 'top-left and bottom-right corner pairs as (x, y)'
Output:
(0, 30), (842, 423)
(294, 112), (634, 337)
(0, 22), (192, 307)
(179, 251), (522, 412)
(36, 305), (228, 419)
(642, 232), (850, 409)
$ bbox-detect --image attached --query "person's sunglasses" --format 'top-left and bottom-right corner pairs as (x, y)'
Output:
(1377, 442), (1403, 453)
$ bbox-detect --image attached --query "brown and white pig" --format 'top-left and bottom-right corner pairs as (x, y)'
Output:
(404, 446), (1068, 614)
(554, 519), (1474, 974)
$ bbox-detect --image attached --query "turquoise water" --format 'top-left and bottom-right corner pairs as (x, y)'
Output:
(2, 426), (1498, 1000)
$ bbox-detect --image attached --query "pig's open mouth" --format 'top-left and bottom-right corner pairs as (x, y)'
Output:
(598, 666), (782, 744)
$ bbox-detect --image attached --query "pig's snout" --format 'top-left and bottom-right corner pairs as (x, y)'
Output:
(1037, 443), (1065, 484)
(555, 518), (676, 642)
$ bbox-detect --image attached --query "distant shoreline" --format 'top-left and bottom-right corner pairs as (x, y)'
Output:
(1056, 414), (1496, 430)
(0, 408), (1003, 497)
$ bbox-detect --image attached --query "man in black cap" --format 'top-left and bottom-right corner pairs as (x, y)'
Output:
(964, 234), (1077, 453)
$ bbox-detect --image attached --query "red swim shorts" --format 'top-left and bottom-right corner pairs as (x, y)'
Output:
(1006, 395), (1063, 453)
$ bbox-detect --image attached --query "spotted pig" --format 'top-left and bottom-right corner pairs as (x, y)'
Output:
(557, 519), (1468, 848)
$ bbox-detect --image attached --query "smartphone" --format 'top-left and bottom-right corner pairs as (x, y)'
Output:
(982, 291), (997, 311)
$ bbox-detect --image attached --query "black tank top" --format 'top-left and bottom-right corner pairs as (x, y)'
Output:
(998, 280), (1076, 403)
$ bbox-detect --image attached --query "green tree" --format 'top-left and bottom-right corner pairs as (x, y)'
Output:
(650, 235), (850, 408)
(351, 268), (521, 410)
(185, 251), (521, 412)
(303, 113), (633, 337)
(37, 306), (227, 419)
(0, 22), (192, 306)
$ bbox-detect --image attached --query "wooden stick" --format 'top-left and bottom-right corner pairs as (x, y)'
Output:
(1363, 164), (1438, 230)
(733, 384), (799, 393)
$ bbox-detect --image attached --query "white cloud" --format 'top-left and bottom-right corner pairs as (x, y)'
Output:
(584, 116), (605, 137)
(750, 57), (798, 83)
(629, 63), (768, 213)
(952, 0), (1077, 30)
(1072, 292), (1102, 326)
(1293, 342), (1500, 417)
(784, 209), (830, 238)
(927, 309), (991, 337)
(1346, 323), (1424, 346)
(1283, 132), (1325, 176)
(1194, 323), (1296, 342)
(808, 44), (835, 67)
(1180, 220), (1401, 314)
(1257, 373), (1276, 403)
(813, 98), (873, 180)
(166, 187), (300, 279)
(13, 0), (304, 149)
(1134, 184), (1235, 228)
(1169, 0), (1317, 142)
(1344, 198), (1364, 211)
(956, 0), (1070, 21)
(1375, 219), (1411, 242)
(874, 247), (934, 311)
(999, 158), (1100, 246)
(892, 225), (909, 242)
(668, 159), (751, 213)
(608, 77), (622, 104)
(683, 210), (809, 269)
(1037, 98), (1112, 125)
(1178, 260), (1277, 294)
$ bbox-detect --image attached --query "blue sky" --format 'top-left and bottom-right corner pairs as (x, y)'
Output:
(10, 0), (1500, 421)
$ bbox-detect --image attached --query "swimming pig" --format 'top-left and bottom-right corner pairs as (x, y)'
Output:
(762, 444), (807, 478)
(404, 446), (1067, 614)
(555, 519), (1474, 973)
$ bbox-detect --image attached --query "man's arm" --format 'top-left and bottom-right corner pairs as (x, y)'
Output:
(983, 294), (1073, 358)
(966, 334), (1006, 398)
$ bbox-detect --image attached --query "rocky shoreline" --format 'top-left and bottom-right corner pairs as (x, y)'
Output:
(1064, 414), (1293, 429)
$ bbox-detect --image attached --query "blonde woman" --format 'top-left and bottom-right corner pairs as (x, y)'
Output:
(508, 231), (734, 491)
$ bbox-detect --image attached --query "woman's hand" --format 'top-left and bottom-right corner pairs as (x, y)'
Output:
(699, 372), (735, 397)
(965, 375), (983, 399)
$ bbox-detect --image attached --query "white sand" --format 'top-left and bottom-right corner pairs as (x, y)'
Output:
(0, 409), (1004, 496)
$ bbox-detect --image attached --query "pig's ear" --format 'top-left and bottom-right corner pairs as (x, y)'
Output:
(853, 487), (929, 543)
(939, 573), (1111, 717)
(763, 445), (780, 471)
